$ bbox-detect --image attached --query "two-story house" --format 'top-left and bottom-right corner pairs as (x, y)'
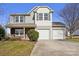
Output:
(6, 6), (66, 40)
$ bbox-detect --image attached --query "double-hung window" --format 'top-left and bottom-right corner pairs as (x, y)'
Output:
(44, 13), (49, 20)
(15, 29), (24, 36)
(37, 13), (49, 20)
(37, 13), (43, 20)
(15, 16), (19, 22)
(20, 16), (24, 23)
(15, 16), (25, 23)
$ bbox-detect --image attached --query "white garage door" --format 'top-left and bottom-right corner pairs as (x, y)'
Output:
(38, 30), (49, 40)
(52, 30), (64, 40)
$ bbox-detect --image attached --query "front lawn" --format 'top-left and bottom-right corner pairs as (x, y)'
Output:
(67, 39), (79, 42)
(66, 36), (79, 42)
(0, 41), (35, 56)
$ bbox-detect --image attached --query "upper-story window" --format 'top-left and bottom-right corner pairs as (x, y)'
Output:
(15, 16), (19, 22)
(37, 13), (43, 20)
(20, 16), (24, 22)
(37, 13), (49, 20)
(44, 13), (49, 20)
(15, 16), (25, 23)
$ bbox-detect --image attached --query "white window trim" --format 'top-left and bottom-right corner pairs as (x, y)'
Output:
(44, 13), (49, 20)
(15, 29), (24, 36)
(15, 16), (19, 23)
(20, 16), (25, 23)
(37, 13), (49, 21)
(37, 13), (43, 20)
(15, 16), (24, 23)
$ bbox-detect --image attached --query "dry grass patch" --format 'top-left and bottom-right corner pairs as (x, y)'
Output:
(0, 41), (36, 56)
(66, 36), (79, 42)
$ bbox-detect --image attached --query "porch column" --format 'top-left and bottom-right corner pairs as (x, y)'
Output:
(7, 28), (11, 37)
(34, 12), (37, 24)
(24, 28), (25, 39)
(9, 28), (11, 37)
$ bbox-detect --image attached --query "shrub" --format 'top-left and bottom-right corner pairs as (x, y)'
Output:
(27, 29), (39, 41)
(0, 26), (5, 40)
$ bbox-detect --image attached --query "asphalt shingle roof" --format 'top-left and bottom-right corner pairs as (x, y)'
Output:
(52, 22), (65, 27)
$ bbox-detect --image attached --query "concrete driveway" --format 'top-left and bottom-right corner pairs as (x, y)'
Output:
(31, 40), (79, 56)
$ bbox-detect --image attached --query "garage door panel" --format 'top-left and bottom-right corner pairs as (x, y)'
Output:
(52, 30), (64, 40)
(38, 30), (49, 40)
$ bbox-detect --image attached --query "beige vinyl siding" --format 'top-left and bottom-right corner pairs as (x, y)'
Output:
(25, 16), (34, 23)
(9, 15), (34, 24)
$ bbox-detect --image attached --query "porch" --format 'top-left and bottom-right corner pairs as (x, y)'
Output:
(6, 23), (36, 40)
(9, 27), (35, 40)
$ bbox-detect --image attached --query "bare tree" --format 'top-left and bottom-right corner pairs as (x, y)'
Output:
(59, 3), (79, 37)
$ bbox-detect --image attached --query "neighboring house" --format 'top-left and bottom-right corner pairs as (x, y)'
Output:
(72, 30), (79, 36)
(6, 6), (66, 40)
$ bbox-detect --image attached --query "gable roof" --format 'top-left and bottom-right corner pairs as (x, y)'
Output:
(28, 6), (54, 13)
(10, 13), (30, 16)
(52, 22), (65, 27)
(10, 6), (53, 16)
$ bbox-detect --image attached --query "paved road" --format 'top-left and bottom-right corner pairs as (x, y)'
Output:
(31, 40), (79, 56)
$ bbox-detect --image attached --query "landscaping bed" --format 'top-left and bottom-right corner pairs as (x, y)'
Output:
(0, 41), (36, 56)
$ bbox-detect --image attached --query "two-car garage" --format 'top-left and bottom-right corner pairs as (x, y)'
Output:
(37, 22), (66, 40)
(38, 29), (65, 40)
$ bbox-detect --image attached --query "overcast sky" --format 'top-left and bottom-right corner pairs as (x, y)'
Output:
(0, 3), (66, 26)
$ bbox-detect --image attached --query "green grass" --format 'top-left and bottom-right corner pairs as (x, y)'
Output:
(0, 41), (35, 56)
